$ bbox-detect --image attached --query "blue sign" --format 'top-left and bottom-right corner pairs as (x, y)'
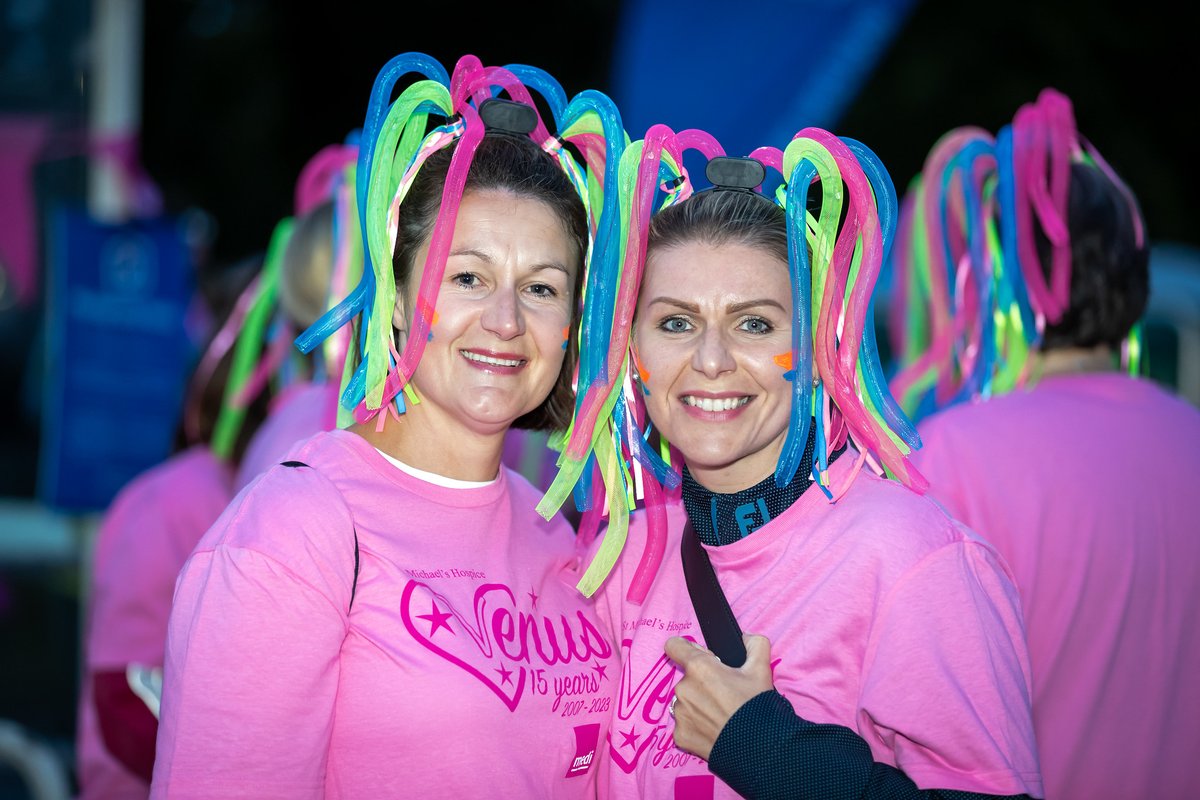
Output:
(610, 0), (920, 164)
(38, 206), (195, 512)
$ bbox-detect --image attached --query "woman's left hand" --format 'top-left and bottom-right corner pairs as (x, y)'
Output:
(663, 633), (775, 759)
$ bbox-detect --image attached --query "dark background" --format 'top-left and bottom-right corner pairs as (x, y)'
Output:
(140, 0), (1195, 272)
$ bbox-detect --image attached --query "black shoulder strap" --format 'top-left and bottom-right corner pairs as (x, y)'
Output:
(680, 517), (747, 667)
(280, 460), (360, 612)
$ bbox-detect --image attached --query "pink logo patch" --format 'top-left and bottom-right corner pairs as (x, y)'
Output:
(673, 774), (715, 798)
(565, 723), (600, 778)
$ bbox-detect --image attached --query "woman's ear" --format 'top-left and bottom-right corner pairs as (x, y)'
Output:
(392, 289), (409, 353)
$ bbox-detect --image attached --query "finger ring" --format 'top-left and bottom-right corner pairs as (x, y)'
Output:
(668, 697), (677, 717)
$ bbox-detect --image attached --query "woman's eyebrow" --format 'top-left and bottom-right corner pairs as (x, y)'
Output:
(528, 262), (571, 276)
(645, 296), (699, 312)
(727, 299), (786, 314)
(446, 251), (570, 276)
(448, 247), (492, 262)
(645, 297), (786, 314)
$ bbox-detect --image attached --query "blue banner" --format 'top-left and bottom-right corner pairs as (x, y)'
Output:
(38, 206), (195, 513)
(610, 0), (919, 165)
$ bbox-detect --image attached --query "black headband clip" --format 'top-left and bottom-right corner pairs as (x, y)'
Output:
(705, 156), (766, 193)
(478, 97), (539, 137)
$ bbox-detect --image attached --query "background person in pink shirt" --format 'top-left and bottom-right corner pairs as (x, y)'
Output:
(543, 126), (1043, 798)
(149, 54), (624, 799)
(895, 89), (1200, 800)
(75, 256), (270, 799)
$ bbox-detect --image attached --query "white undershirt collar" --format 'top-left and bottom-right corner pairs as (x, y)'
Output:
(374, 448), (498, 488)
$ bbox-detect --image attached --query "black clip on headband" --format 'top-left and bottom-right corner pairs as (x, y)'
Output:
(478, 97), (539, 137)
(705, 156), (766, 193)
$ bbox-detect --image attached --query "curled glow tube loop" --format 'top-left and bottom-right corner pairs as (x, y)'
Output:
(360, 82), (456, 410)
(1009, 105), (1054, 320)
(450, 60), (547, 137)
(675, 128), (725, 161)
(325, 164), (364, 429)
(560, 90), (631, 393)
(842, 136), (921, 451)
(455, 65), (554, 145)
(542, 132), (684, 602)
(295, 143), (358, 216)
(782, 136), (841, 374)
(776, 155), (818, 487)
(1010, 92), (1074, 324)
(449, 53), (483, 107)
(747, 146), (783, 175)
(799, 128), (918, 488)
(890, 128), (994, 417)
(185, 271), (262, 444)
(1040, 89), (1075, 316)
(211, 217), (295, 460)
(232, 318), (294, 409)
(540, 136), (675, 520)
(933, 137), (987, 405)
(357, 102), (486, 420)
(950, 138), (1000, 401)
(356, 53), (451, 265)
(503, 63), (568, 126)
(566, 126), (682, 462)
(995, 124), (1039, 358)
(785, 136), (857, 462)
(304, 79), (452, 404)
(624, 452), (669, 604)
(920, 128), (991, 375)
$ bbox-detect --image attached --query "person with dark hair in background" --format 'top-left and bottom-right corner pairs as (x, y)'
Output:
(896, 88), (1200, 800)
(149, 55), (624, 798)
(74, 253), (270, 799)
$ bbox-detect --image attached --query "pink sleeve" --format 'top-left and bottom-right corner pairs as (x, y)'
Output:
(88, 466), (228, 669)
(858, 540), (1043, 797)
(150, 466), (356, 799)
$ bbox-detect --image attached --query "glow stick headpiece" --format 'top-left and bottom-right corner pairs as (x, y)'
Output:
(292, 53), (627, 431)
(539, 124), (924, 602)
(889, 87), (1147, 418)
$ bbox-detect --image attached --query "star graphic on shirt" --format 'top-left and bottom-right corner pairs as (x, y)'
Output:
(528, 588), (539, 607)
(417, 601), (454, 637)
(619, 726), (640, 749)
(496, 663), (515, 686)
(591, 660), (608, 682)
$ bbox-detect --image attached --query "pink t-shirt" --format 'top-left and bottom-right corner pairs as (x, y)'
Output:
(234, 380), (338, 492)
(591, 457), (1043, 799)
(77, 445), (233, 799)
(911, 372), (1200, 800)
(151, 429), (616, 799)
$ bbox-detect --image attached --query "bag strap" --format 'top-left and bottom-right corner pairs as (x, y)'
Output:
(281, 460), (360, 612)
(680, 517), (747, 667)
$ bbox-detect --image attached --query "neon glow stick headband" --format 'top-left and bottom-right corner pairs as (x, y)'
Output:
(209, 217), (294, 461)
(888, 126), (1001, 419)
(293, 54), (622, 439)
(893, 87), (1148, 422)
(540, 124), (925, 602)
